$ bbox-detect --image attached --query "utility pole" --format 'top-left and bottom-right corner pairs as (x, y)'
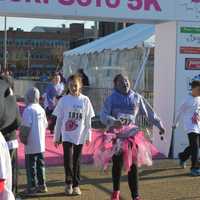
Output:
(27, 50), (30, 69)
(4, 16), (7, 71)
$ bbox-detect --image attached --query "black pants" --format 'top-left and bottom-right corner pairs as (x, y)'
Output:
(9, 149), (18, 195)
(25, 153), (46, 189)
(63, 142), (83, 187)
(179, 133), (200, 169)
(112, 153), (139, 199)
(45, 108), (57, 134)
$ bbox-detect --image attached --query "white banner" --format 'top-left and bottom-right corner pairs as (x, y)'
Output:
(0, 0), (199, 22)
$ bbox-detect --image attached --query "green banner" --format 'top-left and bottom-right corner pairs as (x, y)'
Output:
(181, 27), (200, 34)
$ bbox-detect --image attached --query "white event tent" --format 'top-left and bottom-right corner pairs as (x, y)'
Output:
(63, 24), (155, 90)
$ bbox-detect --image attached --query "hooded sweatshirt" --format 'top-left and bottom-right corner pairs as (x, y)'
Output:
(100, 89), (164, 130)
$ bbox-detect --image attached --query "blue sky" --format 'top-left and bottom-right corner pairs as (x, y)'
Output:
(0, 17), (94, 31)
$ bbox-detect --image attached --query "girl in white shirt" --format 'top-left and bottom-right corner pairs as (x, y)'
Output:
(174, 80), (200, 176)
(53, 74), (95, 196)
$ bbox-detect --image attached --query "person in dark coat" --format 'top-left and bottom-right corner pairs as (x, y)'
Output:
(77, 69), (90, 86)
(0, 75), (21, 196)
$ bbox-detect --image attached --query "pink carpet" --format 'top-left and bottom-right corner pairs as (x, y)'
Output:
(18, 129), (163, 168)
(17, 129), (102, 168)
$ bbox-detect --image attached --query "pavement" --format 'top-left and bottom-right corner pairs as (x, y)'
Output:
(16, 159), (200, 200)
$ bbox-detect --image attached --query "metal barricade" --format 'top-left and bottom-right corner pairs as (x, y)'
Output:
(14, 80), (153, 128)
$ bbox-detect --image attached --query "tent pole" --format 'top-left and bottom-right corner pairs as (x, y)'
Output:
(94, 21), (99, 39)
(134, 47), (150, 91)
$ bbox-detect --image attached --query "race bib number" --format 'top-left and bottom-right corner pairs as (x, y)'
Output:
(64, 111), (83, 132)
(117, 113), (134, 125)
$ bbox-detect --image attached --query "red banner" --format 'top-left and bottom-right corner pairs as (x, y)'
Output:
(180, 47), (200, 54)
(185, 58), (200, 70)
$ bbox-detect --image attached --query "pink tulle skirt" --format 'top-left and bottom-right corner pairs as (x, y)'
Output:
(88, 125), (159, 172)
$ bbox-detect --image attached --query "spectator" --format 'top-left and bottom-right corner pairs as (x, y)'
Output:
(0, 75), (21, 195)
(77, 68), (90, 86)
(0, 77), (20, 200)
(58, 69), (67, 84)
(43, 72), (64, 133)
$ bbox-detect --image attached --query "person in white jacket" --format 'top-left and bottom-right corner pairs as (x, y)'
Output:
(53, 74), (95, 196)
(0, 132), (15, 200)
(174, 80), (200, 176)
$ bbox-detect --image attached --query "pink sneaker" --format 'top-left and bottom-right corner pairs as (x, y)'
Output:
(111, 191), (120, 200)
(133, 196), (142, 200)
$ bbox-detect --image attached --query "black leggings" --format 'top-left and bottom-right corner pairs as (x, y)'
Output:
(63, 142), (83, 187)
(179, 132), (200, 169)
(112, 153), (139, 199)
(45, 108), (57, 133)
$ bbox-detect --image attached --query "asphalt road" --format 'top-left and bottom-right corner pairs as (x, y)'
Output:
(17, 160), (200, 200)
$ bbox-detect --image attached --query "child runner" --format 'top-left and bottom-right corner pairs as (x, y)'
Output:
(174, 80), (200, 175)
(100, 74), (165, 200)
(22, 87), (48, 194)
(53, 74), (95, 196)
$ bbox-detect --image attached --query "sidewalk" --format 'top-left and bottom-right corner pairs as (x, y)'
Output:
(17, 159), (200, 200)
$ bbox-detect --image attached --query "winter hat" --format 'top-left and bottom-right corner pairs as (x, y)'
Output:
(25, 87), (40, 105)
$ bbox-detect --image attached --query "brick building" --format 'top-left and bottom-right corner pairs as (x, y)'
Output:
(0, 22), (132, 77)
(98, 22), (134, 37)
(0, 23), (95, 76)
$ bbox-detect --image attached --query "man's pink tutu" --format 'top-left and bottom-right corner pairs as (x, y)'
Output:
(88, 125), (159, 172)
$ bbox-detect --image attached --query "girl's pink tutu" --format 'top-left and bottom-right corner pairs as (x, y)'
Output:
(88, 125), (159, 172)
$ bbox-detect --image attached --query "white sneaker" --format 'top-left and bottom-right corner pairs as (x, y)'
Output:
(73, 186), (82, 195)
(64, 184), (73, 195)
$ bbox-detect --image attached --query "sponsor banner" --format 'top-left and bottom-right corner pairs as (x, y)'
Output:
(185, 58), (200, 70)
(181, 27), (200, 34)
(180, 47), (200, 54)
